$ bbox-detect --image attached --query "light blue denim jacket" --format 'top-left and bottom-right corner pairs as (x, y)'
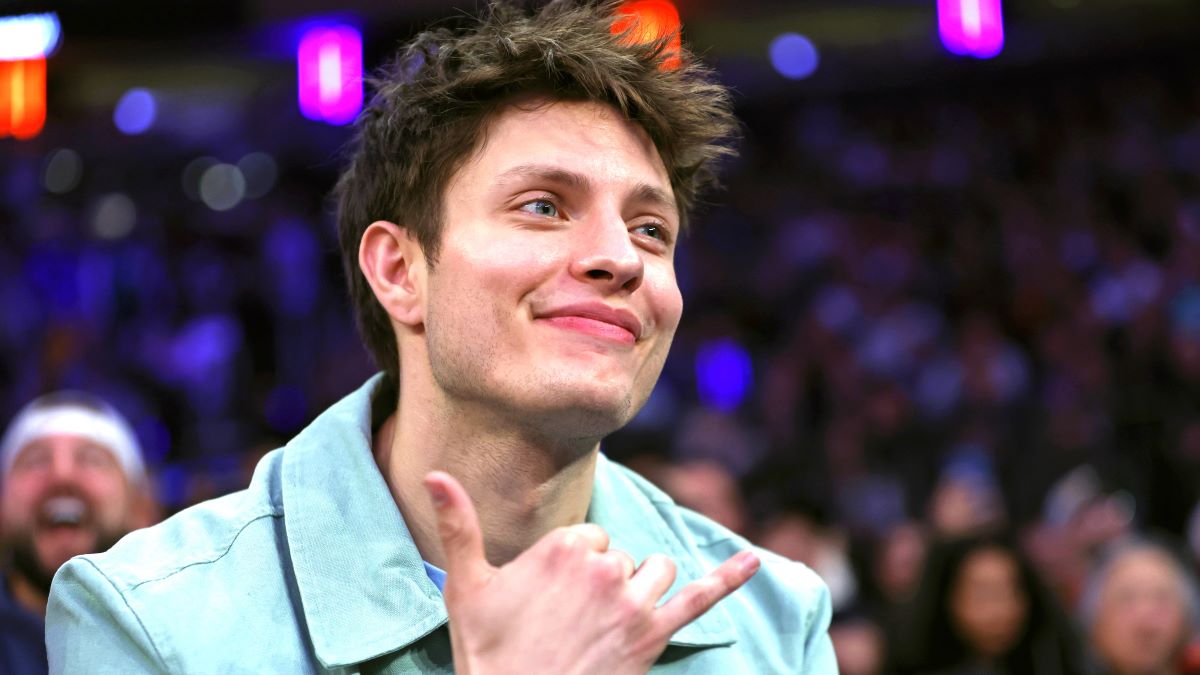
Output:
(47, 376), (837, 673)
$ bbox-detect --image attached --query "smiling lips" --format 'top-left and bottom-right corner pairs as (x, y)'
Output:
(537, 303), (643, 345)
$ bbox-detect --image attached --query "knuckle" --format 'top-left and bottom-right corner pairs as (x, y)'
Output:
(615, 591), (644, 621)
(582, 524), (609, 548)
(543, 528), (585, 563)
(589, 554), (625, 586)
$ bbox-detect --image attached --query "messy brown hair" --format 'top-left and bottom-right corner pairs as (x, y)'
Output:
(334, 0), (737, 393)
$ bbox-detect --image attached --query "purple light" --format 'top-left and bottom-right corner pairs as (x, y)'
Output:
(297, 24), (362, 125)
(937, 0), (1005, 59)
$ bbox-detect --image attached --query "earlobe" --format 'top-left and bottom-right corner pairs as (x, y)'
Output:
(359, 220), (426, 327)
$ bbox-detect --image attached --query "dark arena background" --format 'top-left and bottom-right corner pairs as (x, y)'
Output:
(3, 1), (1200, 672)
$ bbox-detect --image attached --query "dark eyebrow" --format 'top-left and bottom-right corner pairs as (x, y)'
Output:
(494, 163), (678, 219)
(629, 182), (678, 220)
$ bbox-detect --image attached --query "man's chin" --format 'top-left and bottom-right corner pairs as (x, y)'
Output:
(522, 384), (643, 440)
(7, 527), (126, 596)
(38, 525), (102, 554)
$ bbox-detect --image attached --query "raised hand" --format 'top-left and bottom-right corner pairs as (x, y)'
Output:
(424, 471), (760, 675)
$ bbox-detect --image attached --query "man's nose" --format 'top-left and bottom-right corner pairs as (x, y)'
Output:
(569, 213), (644, 293)
(49, 451), (79, 481)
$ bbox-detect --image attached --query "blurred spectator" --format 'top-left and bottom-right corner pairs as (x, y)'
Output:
(658, 459), (748, 535)
(0, 391), (155, 673)
(869, 522), (931, 670)
(900, 535), (1083, 675)
(758, 504), (859, 613)
(831, 612), (887, 675)
(928, 444), (1008, 539)
(1026, 465), (1137, 608)
(1080, 540), (1200, 675)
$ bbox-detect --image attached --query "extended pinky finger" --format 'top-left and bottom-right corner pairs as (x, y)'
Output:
(652, 550), (760, 639)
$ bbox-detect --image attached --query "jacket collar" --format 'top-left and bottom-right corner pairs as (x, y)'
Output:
(283, 376), (735, 669)
(283, 375), (446, 669)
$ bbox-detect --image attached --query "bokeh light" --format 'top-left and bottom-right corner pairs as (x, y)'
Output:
(769, 33), (820, 80)
(113, 88), (157, 135)
(0, 58), (47, 139)
(0, 13), (61, 61)
(237, 152), (278, 199)
(297, 24), (363, 125)
(182, 156), (218, 201)
(43, 148), (83, 194)
(611, 0), (682, 70)
(938, 0), (1005, 59)
(695, 338), (754, 412)
(91, 193), (137, 240)
(199, 164), (246, 211)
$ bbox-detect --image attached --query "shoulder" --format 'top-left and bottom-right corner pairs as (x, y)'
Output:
(82, 447), (285, 592)
(603, 459), (832, 628)
(47, 449), (291, 672)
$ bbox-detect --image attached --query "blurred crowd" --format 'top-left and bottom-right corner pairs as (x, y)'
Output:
(3, 44), (1200, 673)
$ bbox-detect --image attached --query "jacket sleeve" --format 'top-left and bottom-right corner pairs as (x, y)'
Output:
(801, 580), (838, 674)
(46, 556), (168, 674)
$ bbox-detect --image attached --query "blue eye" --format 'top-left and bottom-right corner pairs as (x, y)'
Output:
(634, 223), (669, 242)
(520, 199), (558, 217)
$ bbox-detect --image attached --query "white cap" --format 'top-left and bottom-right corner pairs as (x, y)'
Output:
(0, 391), (145, 483)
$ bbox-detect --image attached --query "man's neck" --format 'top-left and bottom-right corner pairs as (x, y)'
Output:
(373, 399), (599, 570)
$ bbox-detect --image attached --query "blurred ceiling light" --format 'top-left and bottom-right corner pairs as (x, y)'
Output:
(182, 157), (218, 201)
(0, 58), (46, 139)
(769, 33), (820, 80)
(938, 0), (1005, 59)
(43, 148), (83, 193)
(92, 193), (137, 240)
(611, 0), (682, 70)
(237, 152), (278, 199)
(113, 88), (157, 135)
(0, 13), (60, 62)
(199, 163), (246, 211)
(297, 23), (362, 125)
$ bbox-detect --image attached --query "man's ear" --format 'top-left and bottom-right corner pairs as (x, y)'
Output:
(359, 220), (426, 327)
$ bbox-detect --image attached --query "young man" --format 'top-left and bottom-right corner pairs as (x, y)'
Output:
(1, 392), (152, 673)
(47, 2), (836, 672)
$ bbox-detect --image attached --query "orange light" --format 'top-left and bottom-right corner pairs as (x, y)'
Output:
(611, 0), (682, 71)
(0, 62), (11, 137)
(0, 58), (46, 139)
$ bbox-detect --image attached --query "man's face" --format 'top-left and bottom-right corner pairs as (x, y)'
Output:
(0, 434), (136, 592)
(419, 99), (683, 439)
(1092, 550), (1191, 675)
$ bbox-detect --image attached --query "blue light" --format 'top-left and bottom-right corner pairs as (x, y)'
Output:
(695, 338), (754, 412)
(769, 33), (820, 80)
(113, 88), (157, 135)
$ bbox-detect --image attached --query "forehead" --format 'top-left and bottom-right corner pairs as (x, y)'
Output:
(464, 98), (673, 196)
(1108, 550), (1176, 576)
(1106, 551), (1181, 591)
(13, 433), (117, 458)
